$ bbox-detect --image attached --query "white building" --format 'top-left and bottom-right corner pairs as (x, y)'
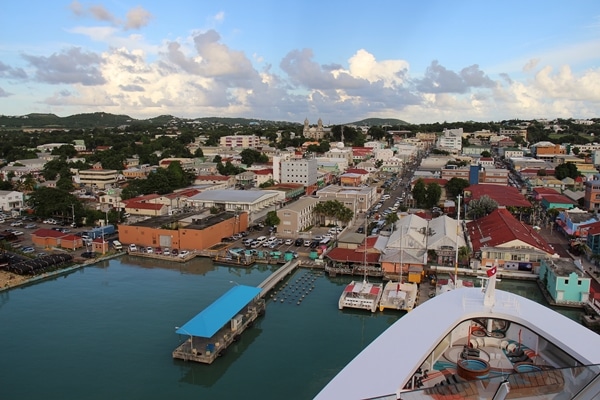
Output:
(437, 128), (463, 152)
(280, 158), (318, 186)
(374, 148), (394, 161)
(187, 189), (283, 222)
(0, 190), (23, 212)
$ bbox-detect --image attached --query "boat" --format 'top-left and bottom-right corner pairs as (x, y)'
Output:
(378, 280), (417, 312)
(338, 219), (384, 313)
(379, 224), (418, 312)
(316, 266), (600, 399)
(338, 274), (383, 313)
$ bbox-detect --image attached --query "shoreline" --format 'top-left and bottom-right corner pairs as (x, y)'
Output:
(0, 252), (125, 292)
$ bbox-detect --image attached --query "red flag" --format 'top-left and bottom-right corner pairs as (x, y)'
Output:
(487, 265), (497, 277)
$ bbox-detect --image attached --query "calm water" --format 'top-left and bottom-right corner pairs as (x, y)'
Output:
(0, 257), (584, 400)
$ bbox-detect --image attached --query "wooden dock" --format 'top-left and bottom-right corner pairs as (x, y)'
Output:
(172, 259), (299, 364)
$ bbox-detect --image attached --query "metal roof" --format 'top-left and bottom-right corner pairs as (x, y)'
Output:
(176, 285), (261, 338)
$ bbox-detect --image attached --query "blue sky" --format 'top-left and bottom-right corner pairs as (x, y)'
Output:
(1, 1), (600, 124)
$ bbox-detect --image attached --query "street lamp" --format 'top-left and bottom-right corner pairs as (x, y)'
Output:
(175, 326), (195, 354)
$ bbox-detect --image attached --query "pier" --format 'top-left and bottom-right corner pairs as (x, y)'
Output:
(172, 259), (299, 364)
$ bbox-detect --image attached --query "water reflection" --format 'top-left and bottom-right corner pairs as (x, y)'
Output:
(176, 326), (263, 388)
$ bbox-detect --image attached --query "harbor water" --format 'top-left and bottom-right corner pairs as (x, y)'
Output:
(0, 256), (583, 399)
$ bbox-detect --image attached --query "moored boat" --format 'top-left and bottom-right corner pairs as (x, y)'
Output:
(338, 277), (383, 313)
(378, 280), (417, 311)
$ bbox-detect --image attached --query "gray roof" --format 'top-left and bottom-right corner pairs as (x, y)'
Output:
(189, 189), (279, 204)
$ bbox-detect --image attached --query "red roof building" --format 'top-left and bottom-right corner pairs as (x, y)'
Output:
(465, 184), (531, 208)
(466, 208), (554, 268)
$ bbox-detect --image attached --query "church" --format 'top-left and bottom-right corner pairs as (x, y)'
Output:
(303, 118), (330, 140)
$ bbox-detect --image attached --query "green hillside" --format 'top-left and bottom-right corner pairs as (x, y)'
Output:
(348, 117), (411, 126)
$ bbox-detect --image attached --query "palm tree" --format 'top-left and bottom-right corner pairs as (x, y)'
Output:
(385, 212), (399, 229)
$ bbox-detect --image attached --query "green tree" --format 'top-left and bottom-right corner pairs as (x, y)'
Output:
(554, 163), (580, 180)
(445, 177), (470, 199)
(466, 195), (499, 219)
(265, 210), (281, 227)
(412, 179), (427, 207)
(385, 212), (399, 228)
(480, 150), (491, 157)
(194, 148), (204, 158)
(425, 182), (442, 208)
(27, 187), (84, 219)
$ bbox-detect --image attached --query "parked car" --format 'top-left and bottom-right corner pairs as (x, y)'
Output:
(155, 247), (162, 254)
(22, 246), (35, 254)
(303, 240), (311, 247)
(10, 221), (22, 227)
(171, 249), (179, 256)
(43, 218), (58, 224)
(128, 244), (137, 252)
(294, 238), (304, 246)
(163, 248), (170, 256)
(284, 239), (293, 245)
(179, 250), (190, 258)
(24, 223), (37, 229)
(146, 246), (153, 253)
(81, 251), (96, 259)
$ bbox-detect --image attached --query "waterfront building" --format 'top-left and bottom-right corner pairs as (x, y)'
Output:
(118, 211), (248, 251)
(538, 258), (590, 305)
(466, 208), (554, 270)
(31, 228), (84, 250)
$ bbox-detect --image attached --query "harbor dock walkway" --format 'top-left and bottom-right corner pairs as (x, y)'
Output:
(172, 259), (299, 364)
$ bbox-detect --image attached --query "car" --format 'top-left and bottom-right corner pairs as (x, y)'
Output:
(277, 239), (284, 245)
(232, 233), (243, 240)
(313, 235), (323, 241)
(0, 218), (5, 224)
(284, 239), (293, 245)
(179, 250), (190, 258)
(295, 238), (304, 246)
(12, 230), (23, 236)
(304, 240), (311, 247)
(357, 227), (364, 234)
(171, 249), (179, 256)
(269, 242), (278, 249)
(43, 218), (58, 224)
(10, 221), (22, 227)
(155, 247), (163, 255)
(59, 228), (70, 233)
(163, 248), (170, 256)
(22, 246), (35, 254)
(81, 251), (96, 259)
(24, 223), (37, 229)
(146, 246), (153, 253)
(128, 244), (137, 252)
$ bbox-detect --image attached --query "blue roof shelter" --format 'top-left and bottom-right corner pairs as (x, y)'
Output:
(176, 285), (261, 338)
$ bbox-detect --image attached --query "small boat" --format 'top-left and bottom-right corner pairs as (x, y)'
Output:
(378, 280), (417, 311)
(338, 274), (383, 313)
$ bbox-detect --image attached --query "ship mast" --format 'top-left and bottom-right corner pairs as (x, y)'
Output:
(454, 195), (461, 285)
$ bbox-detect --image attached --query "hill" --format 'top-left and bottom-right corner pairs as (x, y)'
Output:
(348, 118), (411, 126)
(0, 113), (300, 129)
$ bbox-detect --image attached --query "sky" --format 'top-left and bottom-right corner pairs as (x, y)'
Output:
(1, 1), (600, 125)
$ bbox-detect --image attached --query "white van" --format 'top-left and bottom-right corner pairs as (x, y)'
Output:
(112, 240), (123, 251)
(255, 236), (267, 243)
